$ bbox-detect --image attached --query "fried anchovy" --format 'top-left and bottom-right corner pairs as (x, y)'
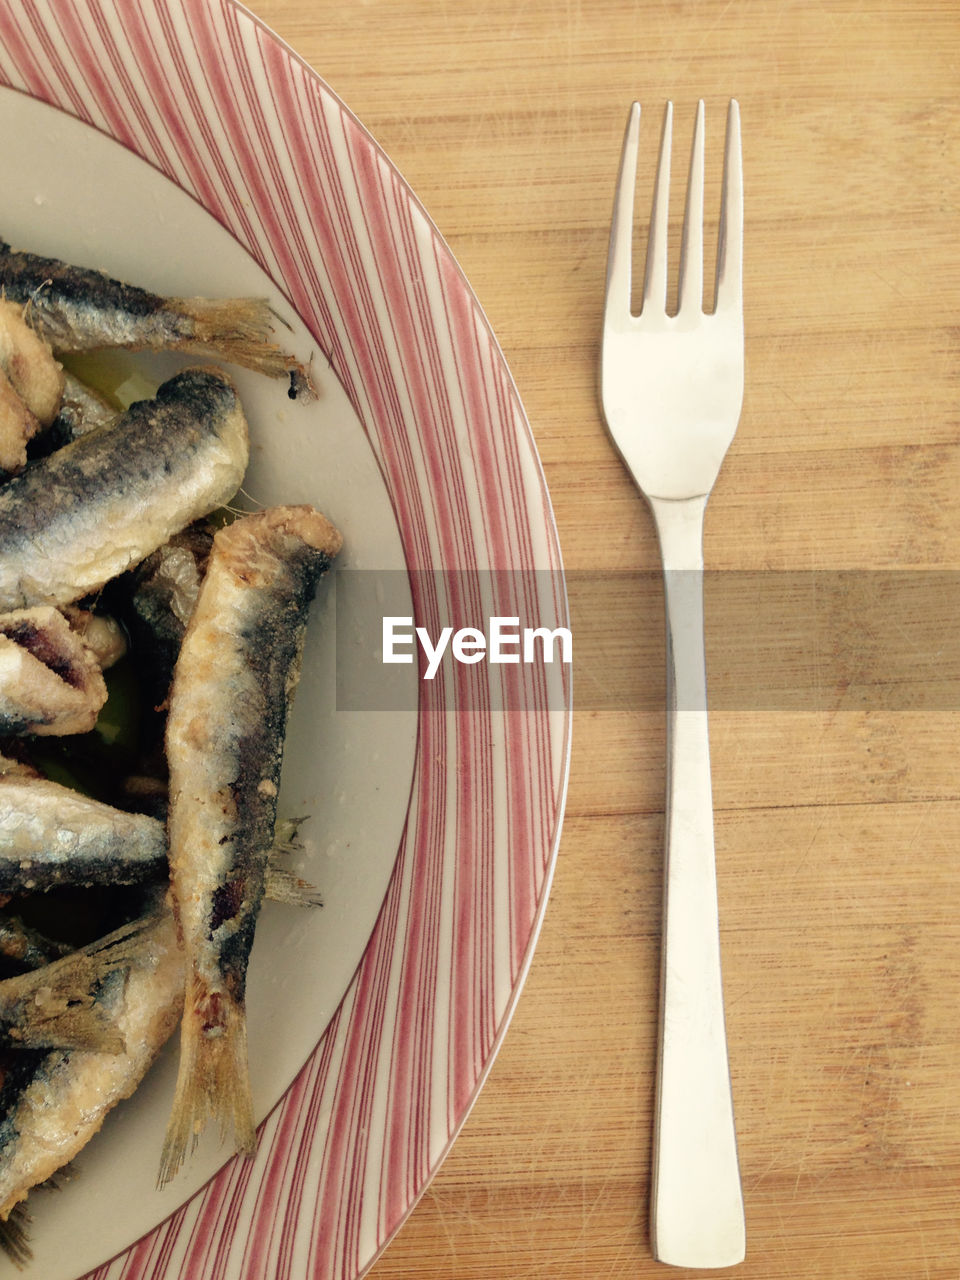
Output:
(0, 302), (63, 425)
(0, 367), (249, 612)
(0, 773), (167, 893)
(0, 238), (314, 396)
(0, 605), (107, 736)
(0, 914), (151, 1052)
(159, 505), (341, 1184)
(126, 526), (213, 724)
(0, 767), (316, 901)
(0, 900), (184, 1224)
(0, 299), (64, 477)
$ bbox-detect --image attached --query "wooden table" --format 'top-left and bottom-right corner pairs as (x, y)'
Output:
(247, 3), (960, 1276)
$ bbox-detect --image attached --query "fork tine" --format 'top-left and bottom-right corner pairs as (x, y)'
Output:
(604, 102), (641, 320)
(641, 101), (673, 313)
(715, 99), (743, 313)
(677, 100), (705, 314)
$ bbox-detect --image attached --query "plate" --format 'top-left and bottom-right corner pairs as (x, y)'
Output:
(0, 2), (571, 1278)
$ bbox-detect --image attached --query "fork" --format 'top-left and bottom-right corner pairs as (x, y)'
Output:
(599, 100), (746, 1268)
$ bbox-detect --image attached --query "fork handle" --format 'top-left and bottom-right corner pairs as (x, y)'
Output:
(648, 494), (745, 1269)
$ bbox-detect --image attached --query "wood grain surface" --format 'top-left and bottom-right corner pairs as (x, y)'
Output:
(246, 2), (960, 1276)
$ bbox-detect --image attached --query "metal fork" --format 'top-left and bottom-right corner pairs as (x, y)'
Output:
(599, 100), (746, 1268)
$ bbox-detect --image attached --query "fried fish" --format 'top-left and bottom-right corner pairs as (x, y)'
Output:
(159, 505), (341, 1184)
(0, 899), (184, 1227)
(0, 238), (313, 397)
(0, 773), (167, 894)
(0, 299), (64, 476)
(0, 606), (108, 737)
(0, 367), (249, 612)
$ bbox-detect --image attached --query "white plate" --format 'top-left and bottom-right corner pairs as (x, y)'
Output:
(0, 3), (571, 1278)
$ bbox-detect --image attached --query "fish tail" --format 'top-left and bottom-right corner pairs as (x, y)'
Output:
(0, 917), (146, 1052)
(157, 981), (256, 1187)
(168, 296), (316, 395)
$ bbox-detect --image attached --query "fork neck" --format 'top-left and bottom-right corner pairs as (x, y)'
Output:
(648, 494), (708, 715)
(647, 494), (707, 573)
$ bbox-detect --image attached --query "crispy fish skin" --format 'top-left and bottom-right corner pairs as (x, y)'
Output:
(126, 527), (213, 724)
(0, 605), (108, 736)
(0, 301), (63, 428)
(0, 915), (150, 1052)
(0, 372), (39, 478)
(159, 505), (341, 1184)
(0, 762), (315, 901)
(0, 239), (314, 394)
(0, 299), (64, 478)
(0, 774), (166, 893)
(0, 902), (184, 1223)
(0, 367), (249, 612)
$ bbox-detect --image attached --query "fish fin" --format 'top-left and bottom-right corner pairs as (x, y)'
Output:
(0, 917), (146, 1052)
(0, 1165), (72, 1263)
(273, 814), (307, 853)
(157, 984), (256, 1187)
(265, 820), (320, 906)
(264, 858), (322, 908)
(168, 297), (317, 397)
(0, 1200), (31, 1267)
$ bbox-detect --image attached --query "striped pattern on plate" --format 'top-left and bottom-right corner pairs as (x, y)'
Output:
(0, 2), (571, 1277)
